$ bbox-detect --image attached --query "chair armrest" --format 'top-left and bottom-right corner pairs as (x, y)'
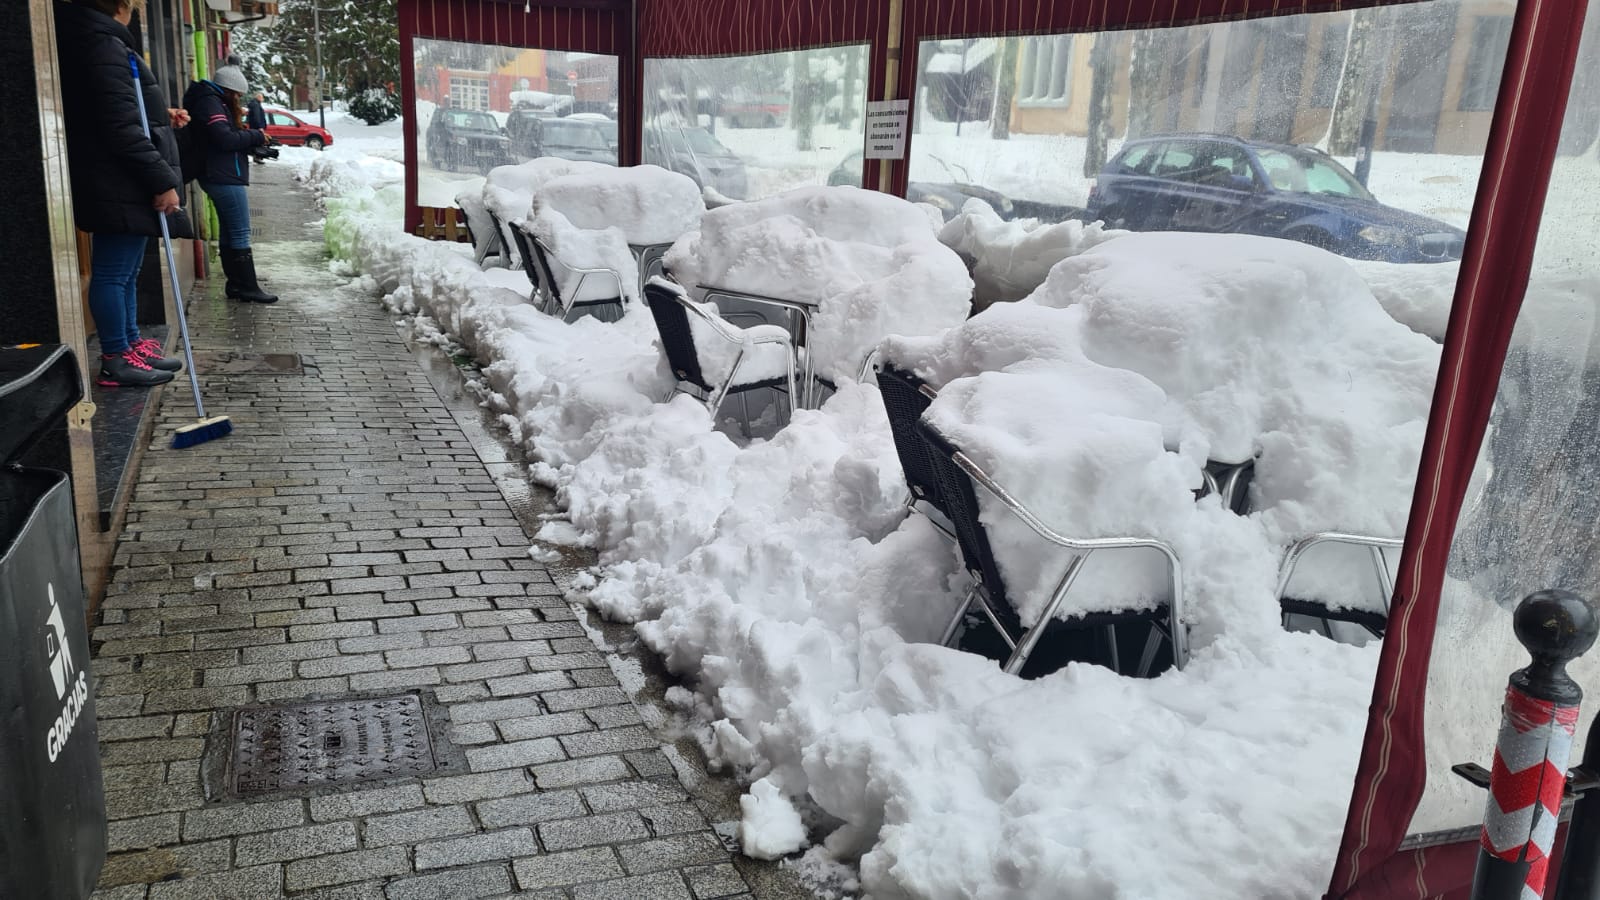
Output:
(951, 450), (1178, 556)
(742, 325), (793, 344)
(566, 266), (629, 305)
(1274, 532), (1402, 613)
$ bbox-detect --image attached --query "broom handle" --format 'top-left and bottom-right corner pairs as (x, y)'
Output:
(129, 52), (206, 420)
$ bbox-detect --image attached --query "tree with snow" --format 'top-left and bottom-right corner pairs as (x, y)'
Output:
(229, 0), (400, 119)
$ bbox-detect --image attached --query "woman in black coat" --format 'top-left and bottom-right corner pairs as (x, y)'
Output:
(55, 0), (189, 387)
(183, 66), (277, 303)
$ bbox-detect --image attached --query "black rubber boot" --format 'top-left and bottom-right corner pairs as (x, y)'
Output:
(98, 350), (175, 387)
(218, 246), (243, 298)
(221, 247), (278, 304)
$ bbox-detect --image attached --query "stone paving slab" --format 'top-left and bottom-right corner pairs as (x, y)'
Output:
(86, 167), (816, 900)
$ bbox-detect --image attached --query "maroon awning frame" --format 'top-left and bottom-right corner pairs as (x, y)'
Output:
(392, 1), (1595, 893)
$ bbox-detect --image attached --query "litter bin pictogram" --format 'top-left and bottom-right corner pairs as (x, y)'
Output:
(0, 344), (106, 900)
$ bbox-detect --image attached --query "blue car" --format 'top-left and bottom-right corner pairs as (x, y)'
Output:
(1086, 134), (1465, 263)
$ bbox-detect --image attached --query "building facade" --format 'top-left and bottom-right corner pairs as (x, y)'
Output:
(8, 0), (238, 606)
(995, 0), (1556, 157)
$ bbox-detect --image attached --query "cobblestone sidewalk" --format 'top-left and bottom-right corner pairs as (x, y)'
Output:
(88, 168), (813, 900)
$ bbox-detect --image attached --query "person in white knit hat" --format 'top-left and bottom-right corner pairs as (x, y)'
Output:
(182, 64), (278, 303)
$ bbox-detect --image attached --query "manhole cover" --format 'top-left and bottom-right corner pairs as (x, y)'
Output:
(190, 351), (304, 375)
(228, 695), (438, 798)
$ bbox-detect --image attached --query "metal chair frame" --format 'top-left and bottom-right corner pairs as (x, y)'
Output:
(631, 243), (672, 300)
(920, 422), (1189, 677)
(1276, 532), (1401, 638)
(1198, 458), (1399, 638)
(699, 285), (821, 407)
(519, 223), (629, 323)
(644, 280), (798, 435)
(1196, 458), (1395, 634)
(698, 285), (882, 409)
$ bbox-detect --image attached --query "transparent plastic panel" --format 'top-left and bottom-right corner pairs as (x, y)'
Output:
(1410, 10), (1600, 839)
(643, 45), (870, 202)
(908, 2), (1511, 236)
(413, 37), (619, 207)
(902, 2), (1520, 701)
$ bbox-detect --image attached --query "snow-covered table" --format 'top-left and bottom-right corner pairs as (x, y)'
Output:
(530, 165), (706, 312)
(882, 231), (1440, 627)
(667, 185), (974, 409)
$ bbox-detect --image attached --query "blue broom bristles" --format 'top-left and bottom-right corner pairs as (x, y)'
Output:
(172, 415), (233, 449)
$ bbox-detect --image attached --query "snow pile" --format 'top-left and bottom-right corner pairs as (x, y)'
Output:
(667, 186), (974, 384)
(298, 146), (405, 198)
(510, 89), (572, 114)
(537, 165), (705, 246)
(482, 158), (610, 225)
(888, 233), (1440, 615)
(938, 199), (1126, 311)
(1349, 259), (1460, 341)
(1044, 235), (1438, 540)
(526, 209), (636, 306)
(525, 166), (707, 306)
(316, 155), (1389, 899)
(477, 158), (613, 267)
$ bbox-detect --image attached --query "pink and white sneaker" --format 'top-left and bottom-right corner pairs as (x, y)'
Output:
(98, 349), (175, 388)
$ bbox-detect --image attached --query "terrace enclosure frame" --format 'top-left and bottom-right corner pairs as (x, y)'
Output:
(393, 0), (1596, 896)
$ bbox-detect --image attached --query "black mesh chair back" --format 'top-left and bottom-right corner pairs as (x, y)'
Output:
(506, 219), (541, 292)
(875, 366), (942, 511)
(918, 422), (1025, 639)
(529, 235), (562, 309)
(645, 281), (714, 393)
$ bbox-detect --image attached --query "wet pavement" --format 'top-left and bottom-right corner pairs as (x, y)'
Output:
(87, 165), (821, 900)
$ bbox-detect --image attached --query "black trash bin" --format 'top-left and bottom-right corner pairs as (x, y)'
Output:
(0, 344), (106, 900)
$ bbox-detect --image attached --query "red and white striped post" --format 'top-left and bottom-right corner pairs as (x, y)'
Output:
(1472, 590), (1598, 900)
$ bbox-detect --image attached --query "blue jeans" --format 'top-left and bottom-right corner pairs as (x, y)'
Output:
(200, 181), (253, 249)
(88, 233), (148, 355)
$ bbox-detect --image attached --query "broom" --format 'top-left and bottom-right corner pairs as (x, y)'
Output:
(130, 52), (232, 449)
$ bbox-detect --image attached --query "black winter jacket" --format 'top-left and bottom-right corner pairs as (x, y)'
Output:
(246, 97), (267, 130)
(54, 1), (190, 238)
(182, 80), (267, 186)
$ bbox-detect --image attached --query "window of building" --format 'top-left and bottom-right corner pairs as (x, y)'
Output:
(445, 43), (482, 68)
(1019, 35), (1073, 106)
(1310, 22), (1348, 108)
(453, 77), (490, 111)
(1459, 15), (1512, 111)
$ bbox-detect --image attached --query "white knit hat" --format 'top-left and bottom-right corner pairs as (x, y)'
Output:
(212, 66), (248, 94)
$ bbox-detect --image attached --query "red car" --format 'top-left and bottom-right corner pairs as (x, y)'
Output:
(263, 108), (333, 150)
